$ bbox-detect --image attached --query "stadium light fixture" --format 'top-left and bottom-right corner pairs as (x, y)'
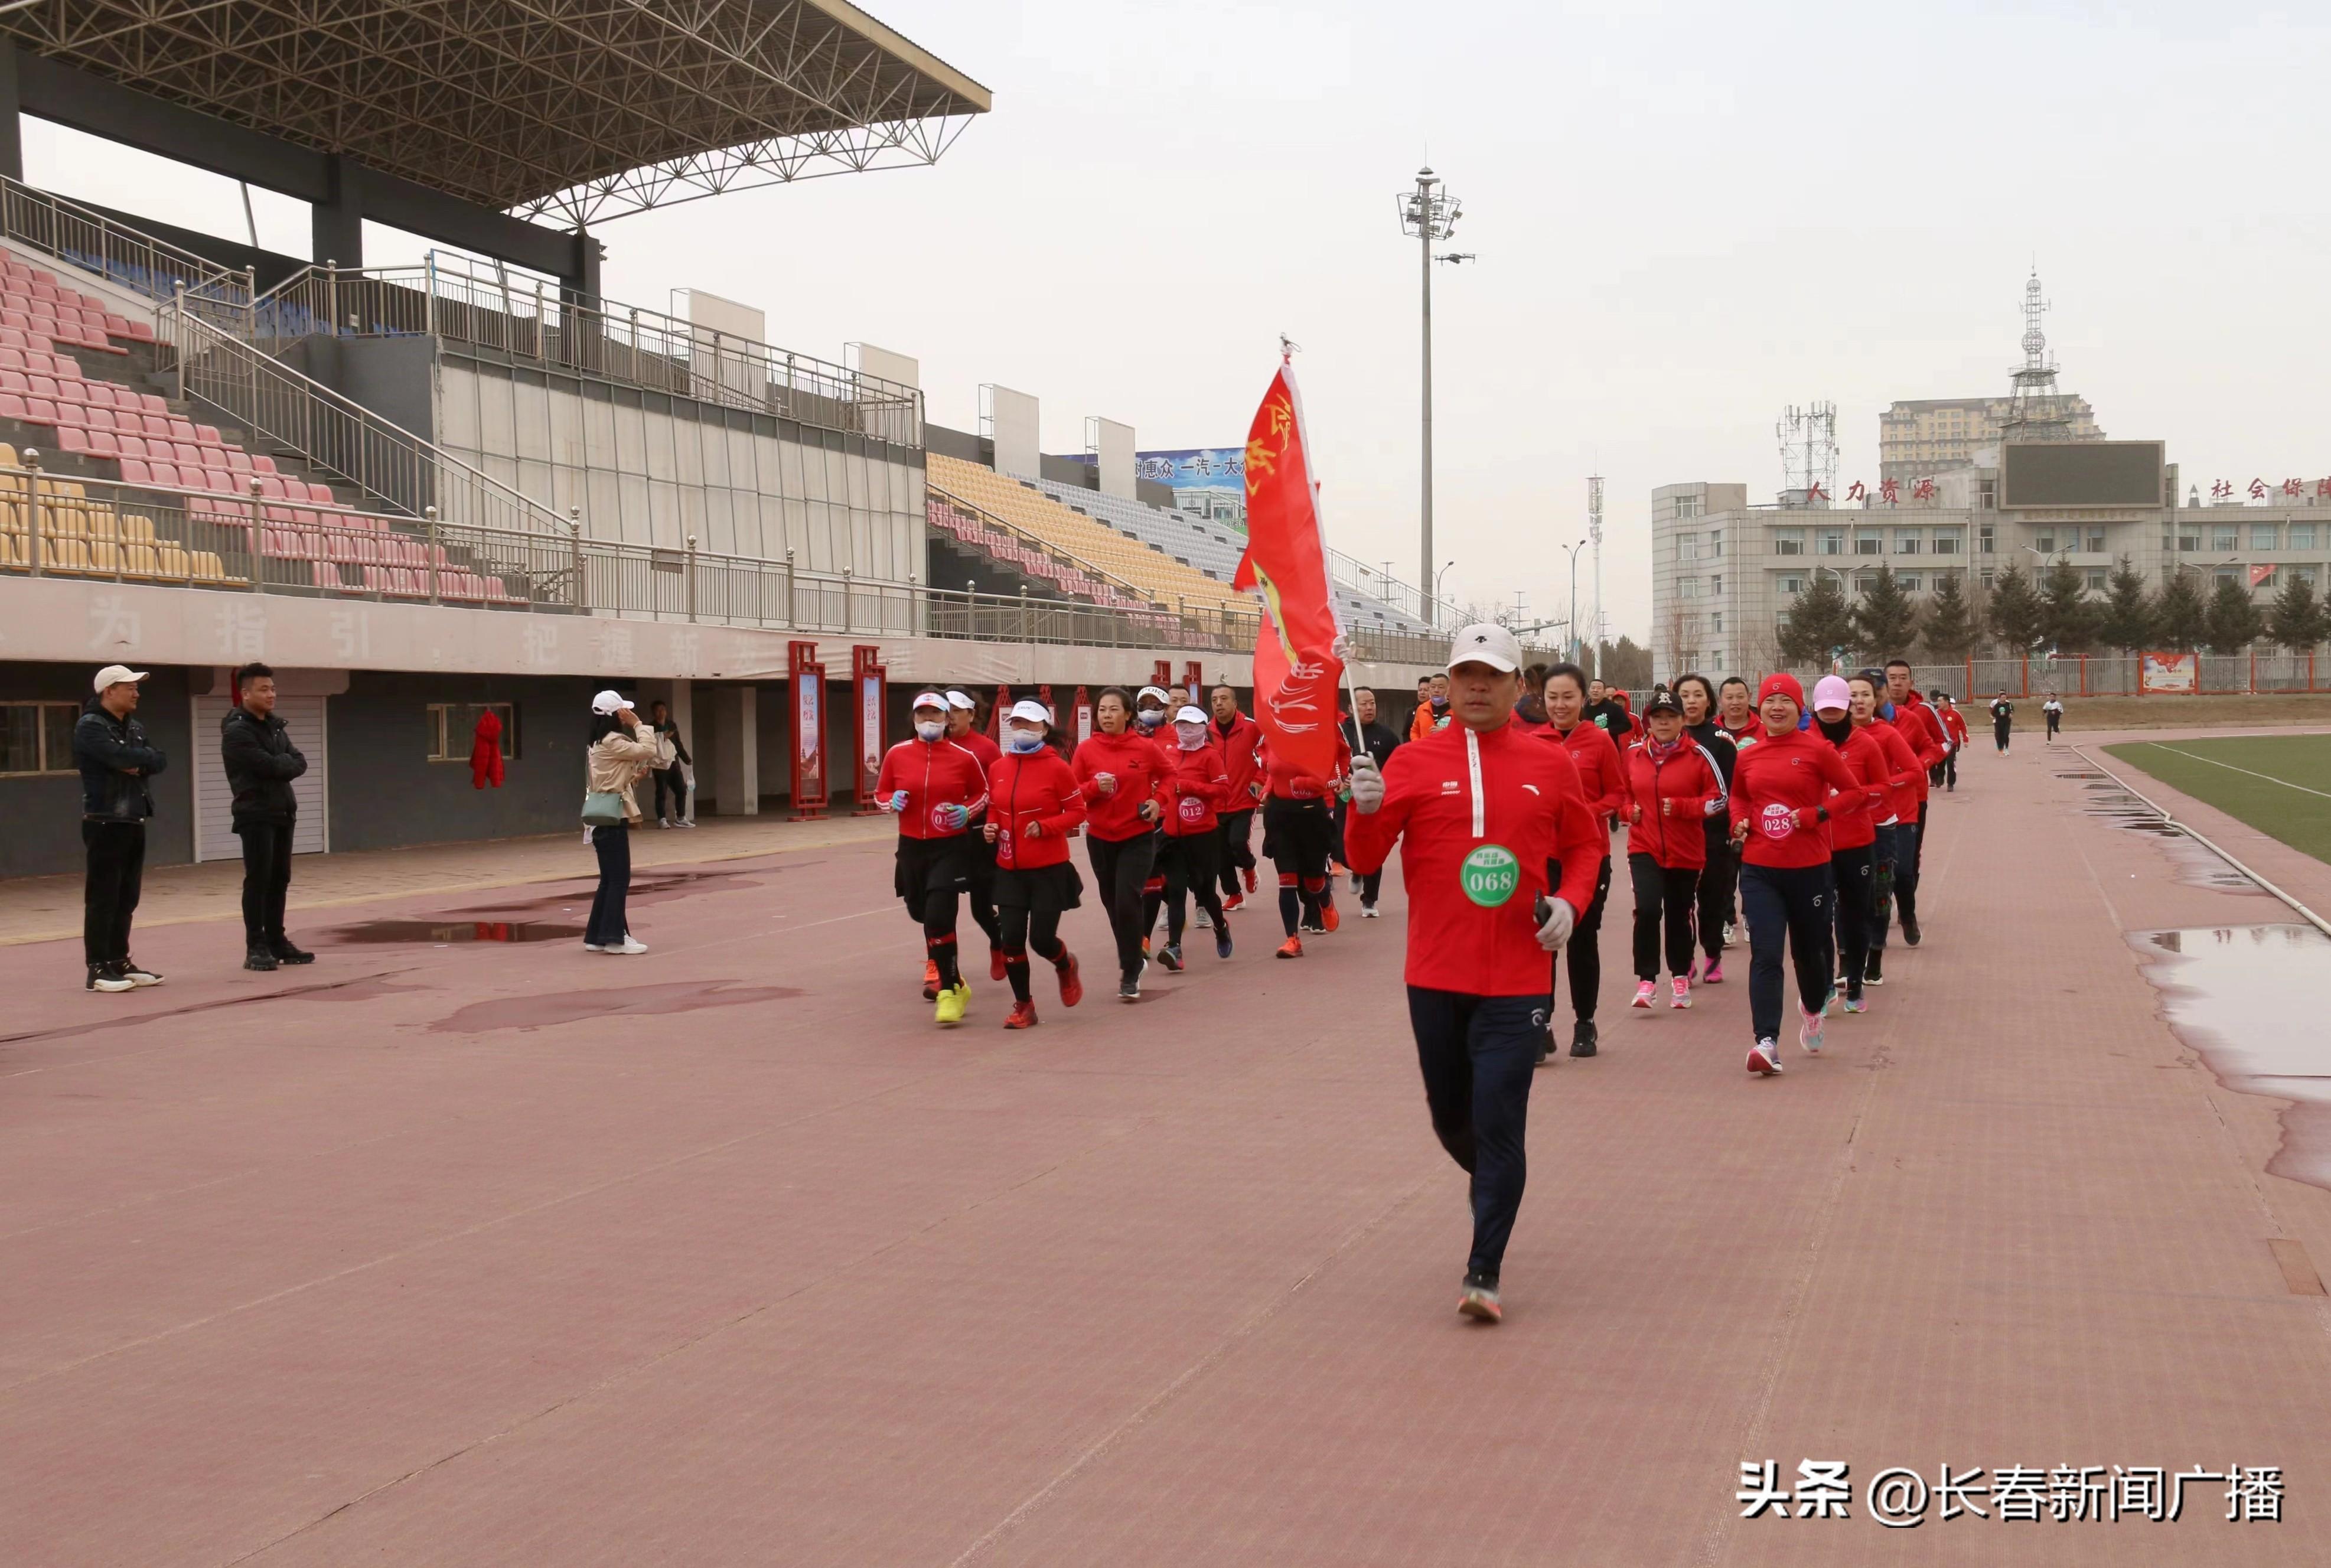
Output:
(1399, 167), (1468, 628)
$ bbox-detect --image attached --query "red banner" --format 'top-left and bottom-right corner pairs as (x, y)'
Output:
(1234, 361), (1344, 782)
(2251, 563), (2278, 588)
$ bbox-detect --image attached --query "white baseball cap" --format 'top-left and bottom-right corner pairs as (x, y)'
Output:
(1175, 705), (1208, 725)
(590, 689), (632, 715)
(93, 664), (149, 692)
(1006, 699), (1052, 725)
(1446, 623), (1523, 675)
(910, 690), (946, 710)
(1136, 685), (1169, 705)
(945, 689), (977, 711)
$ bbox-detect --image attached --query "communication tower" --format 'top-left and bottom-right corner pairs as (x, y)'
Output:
(2000, 267), (2072, 442)
(1776, 403), (1838, 501)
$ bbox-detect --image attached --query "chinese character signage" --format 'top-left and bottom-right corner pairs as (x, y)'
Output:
(1137, 448), (1247, 529)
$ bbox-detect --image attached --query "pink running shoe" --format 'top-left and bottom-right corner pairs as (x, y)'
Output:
(1670, 976), (1692, 1009)
(1702, 960), (1725, 985)
(1632, 980), (1657, 1009)
(1799, 1005), (1826, 1055)
(1687, 959), (1701, 983)
(1747, 1039), (1781, 1075)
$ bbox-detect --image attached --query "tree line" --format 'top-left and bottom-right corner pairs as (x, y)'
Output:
(1777, 559), (2330, 665)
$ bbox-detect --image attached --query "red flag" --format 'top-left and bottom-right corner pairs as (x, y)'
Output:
(1234, 361), (1344, 782)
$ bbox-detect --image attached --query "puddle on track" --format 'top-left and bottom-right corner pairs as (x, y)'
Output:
(329, 920), (584, 944)
(2132, 924), (2331, 1190)
(428, 979), (805, 1034)
(2075, 783), (2255, 891)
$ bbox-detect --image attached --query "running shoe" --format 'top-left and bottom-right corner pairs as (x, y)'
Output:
(1535, 1025), (1554, 1067)
(1142, 936), (1152, 957)
(922, 959), (941, 1000)
(1631, 980), (1657, 1009)
(1192, 909), (1212, 931)
(1322, 901), (1341, 933)
(1056, 951), (1084, 1007)
(1670, 976), (1692, 1009)
(1118, 974), (1142, 1002)
(1458, 1271), (1502, 1323)
(1747, 1038), (1782, 1075)
(1723, 922), (1736, 947)
(1222, 892), (1246, 913)
(1702, 960), (1724, 985)
(1301, 920), (1328, 935)
(1158, 943), (1185, 973)
(1003, 1000), (1038, 1030)
(1361, 902), (1379, 918)
(1842, 995), (1867, 1015)
(1215, 928), (1233, 960)
(119, 959), (165, 986)
(85, 963), (133, 994)
(990, 946), (1009, 982)
(1276, 935), (1304, 960)
(608, 937), (649, 955)
(1571, 1020), (1599, 1058)
(935, 981), (970, 1026)
(269, 941), (313, 966)
(1902, 913), (1922, 947)
(244, 946), (278, 972)
(1799, 1006), (1825, 1055)
(1243, 866), (1259, 894)
(1864, 951), (1885, 986)
(1821, 986), (1837, 1016)
(1687, 959), (1701, 984)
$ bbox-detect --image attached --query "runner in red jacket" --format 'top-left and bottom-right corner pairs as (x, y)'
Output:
(1618, 689), (1727, 1012)
(1934, 691), (1969, 792)
(1726, 674), (1872, 1075)
(1345, 624), (1603, 1325)
(1810, 677), (1890, 1016)
(1538, 662), (1626, 1060)
(875, 692), (994, 1026)
(946, 690), (1007, 982)
(1072, 689), (1173, 1000)
(1156, 705), (1234, 969)
(1851, 673), (1924, 990)
(1208, 686), (1264, 908)
(983, 699), (1087, 1028)
(1880, 660), (1949, 948)
(1259, 726), (1352, 954)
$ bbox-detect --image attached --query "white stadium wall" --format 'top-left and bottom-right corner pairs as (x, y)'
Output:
(1093, 417), (1135, 499)
(986, 384), (1039, 478)
(682, 289), (771, 405)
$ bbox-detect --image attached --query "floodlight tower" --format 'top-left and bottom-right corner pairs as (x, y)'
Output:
(1586, 474), (1605, 675)
(2001, 266), (2071, 443)
(1398, 166), (1469, 626)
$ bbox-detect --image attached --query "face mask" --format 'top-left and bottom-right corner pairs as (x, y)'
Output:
(1136, 709), (1164, 730)
(1817, 714), (1853, 744)
(915, 720), (944, 742)
(1005, 731), (1046, 754)
(1175, 725), (1206, 751)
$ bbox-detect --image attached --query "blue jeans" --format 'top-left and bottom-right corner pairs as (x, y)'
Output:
(586, 822), (631, 946)
(1406, 986), (1548, 1279)
(1739, 862), (1831, 1042)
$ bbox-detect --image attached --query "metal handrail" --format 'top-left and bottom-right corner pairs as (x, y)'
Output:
(158, 299), (572, 540)
(253, 255), (922, 446)
(0, 174), (252, 334)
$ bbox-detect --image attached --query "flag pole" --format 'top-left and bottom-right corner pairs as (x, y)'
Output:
(1280, 335), (1369, 787)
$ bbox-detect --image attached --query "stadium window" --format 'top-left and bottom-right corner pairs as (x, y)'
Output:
(1678, 578), (1701, 599)
(1672, 495), (1703, 520)
(1678, 534), (1699, 562)
(2212, 526), (2239, 552)
(1818, 529), (1845, 556)
(2035, 530), (2056, 554)
(1710, 575), (1723, 596)
(2084, 527), (2107, 553)
(1894, 530), (1921, 555)
(2178, 528), (2202, 552)
(1897, 575), (1921, 593)
(1978, 524), (1996, 554)
(1772, 528), (1805, 556)
(2214, 569), (2238, 587)
(1932, 530), (1961, 555)
(1979, 569), (1996, 590)
(1855, 531), (1883, 555)
(2251, 523), (2280, 550)
(0, 700), (78, 777)
(1708, 529), (1724, 558)
(1979, 479), (1997, 510)
(1779, 576), (1805, 596)
(427, 703), (520, 764)
(2291, 523), (2317, 549)
(1711, 613), (1723, 633)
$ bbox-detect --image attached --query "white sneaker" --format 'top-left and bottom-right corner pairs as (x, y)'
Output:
(1747, 1039), (1782, 1075)
(678, 819), (697, 829)
(656, 817), (671, 829)
(582, 942), (606, 953)
(1361, 902), (1379, 918)
(612, 936), (649, 954)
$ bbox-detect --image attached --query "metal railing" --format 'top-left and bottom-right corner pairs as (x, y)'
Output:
(926, 483), (1166, 609)
(0, 454), (1492, 665)
(158, 300), (572, 541)
(1768, 652), (2328, 700)
(253, 255), (923, 446)
(0, 174), (252, 334)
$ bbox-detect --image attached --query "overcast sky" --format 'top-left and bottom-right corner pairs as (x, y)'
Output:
(31, 2), (2331, 640)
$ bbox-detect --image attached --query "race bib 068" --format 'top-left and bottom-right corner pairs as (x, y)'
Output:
(1459, 843), (1521, 908)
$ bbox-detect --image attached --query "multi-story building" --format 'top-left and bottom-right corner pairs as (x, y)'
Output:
(1651, 444), (2331, 684)
(1878, 396), (2102, 482)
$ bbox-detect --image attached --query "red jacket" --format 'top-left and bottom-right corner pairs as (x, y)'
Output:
(953, 726), (1003, 777)
(1882, 693), (1948, 805)
(873, 736), (990, 840)
(1162, 738), (1230, 837)
(1211, 712), (1264, 805)
(1939, 705), (1970, 750)
(1344, 719), (1604, 997)
(1546, 721), (1627, 832)
(1260, 731), (1352, 802)
(1861, 718), (1924, 825)
(1822, 725), (1891, 851)
(1727, 725), (1873, 869)
(986, 748), (1085, 869)
(470, 709), (504, 790)
(1071, 728), (1172, 842)
(1619, 738), (1727, 869)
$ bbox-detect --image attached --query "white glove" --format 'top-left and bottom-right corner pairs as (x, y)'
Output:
(1535, 897), (1576, 952)
(1349, 753), (1385, 814)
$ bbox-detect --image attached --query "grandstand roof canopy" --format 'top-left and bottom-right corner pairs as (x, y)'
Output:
(4, 0), (991, 227)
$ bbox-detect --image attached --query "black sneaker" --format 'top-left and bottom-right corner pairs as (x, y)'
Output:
(1900, 914), (1921, 948)
(1214, 928), (1233, 960)
(117, 959), (164, 987)
(1117, 974), (1140, 1002)
(1157, 943), (1184, 973)
(270, 939), (315, 965)
(244, 946), (279, 972)
(1570, 1019), (1599, 1058)
(86, 963), (133, 993)
(1864, 950), (1884, 986)
(1458, 1270), (1502, 1323)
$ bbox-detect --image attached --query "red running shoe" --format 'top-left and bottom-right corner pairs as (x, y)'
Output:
(1243, 866), (1258, 894)
(1222, 891), (1246, 912)
(990, 946), (1008, 982)
(1321, 901), (1341, 933)
(1276, 935), (1304, 959)
(1003, 1000), (1038, 1030)
(1055, 951), (1084, 1007)
(922, 959), (941, 1001)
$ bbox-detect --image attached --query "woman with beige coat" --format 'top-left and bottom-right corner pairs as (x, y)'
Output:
(583, 689), (673, 954)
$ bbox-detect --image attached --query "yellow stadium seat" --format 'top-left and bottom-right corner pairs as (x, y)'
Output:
(123, 541), (159, 576)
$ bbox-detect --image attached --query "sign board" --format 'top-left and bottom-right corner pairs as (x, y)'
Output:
(852, 645), (885, 815)
(2140, 651), (2198, 694)
(789, 640), (826, 818)
(1073, 685), (1093, 748)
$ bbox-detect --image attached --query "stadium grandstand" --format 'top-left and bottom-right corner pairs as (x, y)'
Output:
(0, 1), (1502, 879)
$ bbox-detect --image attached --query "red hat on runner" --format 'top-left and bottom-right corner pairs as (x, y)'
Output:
(1756, 673), (1806, 709)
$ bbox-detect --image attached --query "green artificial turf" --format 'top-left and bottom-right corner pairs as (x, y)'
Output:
(2104, 734), (2331, 866)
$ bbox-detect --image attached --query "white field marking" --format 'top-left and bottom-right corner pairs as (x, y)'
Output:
(2146, 743), (2331, 801)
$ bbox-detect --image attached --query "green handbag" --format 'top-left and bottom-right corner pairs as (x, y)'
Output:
(581, 790), (627, 827)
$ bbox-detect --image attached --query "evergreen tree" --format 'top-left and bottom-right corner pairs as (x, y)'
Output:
(2095, 556), (2157, 652)
(1594, 636), (1654, 689)
(1851, 565), (1921, 662)
(1919, 571), (1979, 661)
(2037, 555), (2098, 653)
(1776, 575), (1856, 667)
(2203, 578), (2266, 655)
(1984, 563), (2046, 652)
(2151, 573), (2209, 651)
(2266, 572), (2327, 652)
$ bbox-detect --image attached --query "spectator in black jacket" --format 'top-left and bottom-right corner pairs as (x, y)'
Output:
(221, 662), (311, 972)
(649, 699), (694, 827)
(1338, 687), (1402, 916)
(73, 664), (168, 993)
